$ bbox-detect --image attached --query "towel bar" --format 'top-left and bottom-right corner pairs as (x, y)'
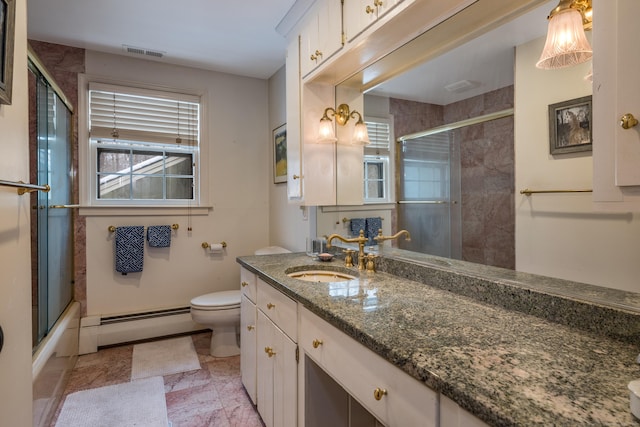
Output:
(342, 217), (384, 223)
(520, 189), (592, 196)
(0, 179), (50, 195)
(108, 224), (179, 232)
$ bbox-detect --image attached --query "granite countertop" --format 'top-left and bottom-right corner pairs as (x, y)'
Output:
(237, 252), (640, 427)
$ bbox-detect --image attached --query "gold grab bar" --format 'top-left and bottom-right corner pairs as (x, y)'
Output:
(108, 224), (179, 232)
(49, 204), (80, 209)
(0, 180), (50, 195)
(520, 189), (593, 196)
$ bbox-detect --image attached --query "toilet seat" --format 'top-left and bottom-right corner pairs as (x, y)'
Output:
(190, 290), (241, 310)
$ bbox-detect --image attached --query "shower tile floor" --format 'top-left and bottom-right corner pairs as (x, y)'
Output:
(50, 332), (264, 427)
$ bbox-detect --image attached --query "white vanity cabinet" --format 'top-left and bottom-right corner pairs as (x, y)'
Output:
(592, 0), (640, 210)
(343, 0), (405, 42)
(256, 279), (298, 427)
(300, 306), (438, 427)
(240, 268), (257, 405)
(440, 395), (490, 427)
(299, 0), (343, 78)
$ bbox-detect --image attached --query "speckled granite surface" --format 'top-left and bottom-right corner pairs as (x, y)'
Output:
(237, 252), (640, 427)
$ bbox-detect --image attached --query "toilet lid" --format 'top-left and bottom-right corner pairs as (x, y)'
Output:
(190, 290), (241, 309)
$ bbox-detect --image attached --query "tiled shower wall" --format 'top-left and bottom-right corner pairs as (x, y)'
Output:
(390, 85), (515, 269)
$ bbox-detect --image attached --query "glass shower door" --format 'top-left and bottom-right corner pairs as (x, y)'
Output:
(397, 131), (461, 259)
(31, 65), (73, 348)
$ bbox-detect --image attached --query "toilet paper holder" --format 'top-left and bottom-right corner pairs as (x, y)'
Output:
(202, 241), (227, 249)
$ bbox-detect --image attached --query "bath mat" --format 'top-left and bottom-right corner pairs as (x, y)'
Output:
(131, 336), (201, 380)
(55, 376), (168, 427)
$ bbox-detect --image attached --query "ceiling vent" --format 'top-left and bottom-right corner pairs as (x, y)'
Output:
(122, 45), (165, 59)
(444, 80), (480, 93)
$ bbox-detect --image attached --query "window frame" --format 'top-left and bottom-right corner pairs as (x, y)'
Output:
(78, 74), (209, 212)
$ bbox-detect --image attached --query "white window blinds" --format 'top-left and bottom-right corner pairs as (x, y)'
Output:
(365, 120), (391, 150)
(89, 83), (200, 146)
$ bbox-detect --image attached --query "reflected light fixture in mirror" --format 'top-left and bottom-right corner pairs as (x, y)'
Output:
(536, 0), (593, 70)
(318, 103), (370, 145)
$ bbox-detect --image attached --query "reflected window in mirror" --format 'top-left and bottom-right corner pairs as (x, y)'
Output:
(363, 118), (393, 204)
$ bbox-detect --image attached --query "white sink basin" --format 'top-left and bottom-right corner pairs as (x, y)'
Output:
(287, 270), (356, 283)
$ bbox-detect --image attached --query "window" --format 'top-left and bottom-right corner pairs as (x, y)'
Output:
(87, 82), (200, 205)
(363, 118), (393, 203)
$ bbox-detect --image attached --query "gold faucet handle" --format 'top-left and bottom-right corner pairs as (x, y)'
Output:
(365, 253), (377, 273)
(343, 249), (355, 267)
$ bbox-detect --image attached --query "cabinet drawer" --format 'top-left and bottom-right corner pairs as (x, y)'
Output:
(257, 278), (297, 341)
(240, 267), (257, 303)
(301, 307), (437, 427)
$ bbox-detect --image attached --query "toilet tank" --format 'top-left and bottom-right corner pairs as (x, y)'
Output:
(254, 246), (291, 255)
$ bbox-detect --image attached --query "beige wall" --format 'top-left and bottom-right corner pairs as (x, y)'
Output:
(515, 36), (640, 292)
(0, 0), (35, 423)
(82, 51), (272, 316)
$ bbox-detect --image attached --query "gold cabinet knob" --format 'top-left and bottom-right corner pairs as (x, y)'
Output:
(247, 325), (255, 331)
(241, 281), (248, 287)
(312, 339), (323, 348)
(293, 174), (300, 180)
(373, 387), (387, 400)
(366, 5), (375, 13)
(266, 303), (276, 310)
(315, 49), (323, 58)
(310, 53), (317, 61)
(620, 113), (639, 129)
(374, 0), (383, 6)
(264, 347), (276, 357)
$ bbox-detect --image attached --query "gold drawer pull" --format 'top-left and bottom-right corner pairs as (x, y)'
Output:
(266, 303), (276, 310)
(264, 347), (276, 358)
(312, 339), (323, 348)
(373, 388), (387, 401)
(620, 113), (638, 129)
(247, 325), (255, 331)
(241, 281), (248, 287)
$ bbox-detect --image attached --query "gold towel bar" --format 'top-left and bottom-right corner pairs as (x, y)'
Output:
(520, 189), (593, 196)
(0, 180), (50, 195)
(342, 217), (384, 223)
(108, 224), (179, 232)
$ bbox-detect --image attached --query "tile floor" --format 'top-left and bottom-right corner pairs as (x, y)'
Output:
(50, 332), (264, 427)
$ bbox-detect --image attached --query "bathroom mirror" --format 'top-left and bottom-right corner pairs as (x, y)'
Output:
(322, 0), (598, 275)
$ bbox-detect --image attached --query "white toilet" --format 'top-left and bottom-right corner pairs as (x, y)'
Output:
(190, 246), (291, 357)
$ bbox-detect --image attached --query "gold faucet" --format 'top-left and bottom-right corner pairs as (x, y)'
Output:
(326, 230), (369, 270)
(374, 229), (411, 245)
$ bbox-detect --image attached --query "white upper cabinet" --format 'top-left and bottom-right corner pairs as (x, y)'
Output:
(592, 0), (640, 210)
(300, 0), (343, 78)
(343, 0), (404, 42)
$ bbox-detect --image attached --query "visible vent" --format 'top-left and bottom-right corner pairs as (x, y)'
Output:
(123, 45), (165, 59)
(444, 79), (480, 93)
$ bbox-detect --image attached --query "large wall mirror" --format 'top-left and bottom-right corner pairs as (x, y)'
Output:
(318, 0), (601, 281)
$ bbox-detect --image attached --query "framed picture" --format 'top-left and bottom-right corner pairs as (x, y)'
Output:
(0, 0), (15, 105)
(548, 95), (592, 155)
(273, 123), (287, 184)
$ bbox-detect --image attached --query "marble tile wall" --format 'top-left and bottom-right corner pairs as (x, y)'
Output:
(390, 85), (515, 269)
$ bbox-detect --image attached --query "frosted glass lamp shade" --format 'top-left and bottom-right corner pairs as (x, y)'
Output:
(352, 122), (370, 145)
(317, 117), (337, 143)
(536, 8), (592, 70)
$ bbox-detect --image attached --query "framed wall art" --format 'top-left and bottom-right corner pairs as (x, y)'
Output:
(0, 0), (15, 105)
(548, 95), (592, 155)
(273, 123), (287, 184)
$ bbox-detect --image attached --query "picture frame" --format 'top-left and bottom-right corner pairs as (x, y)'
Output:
(273, 123), (287, 184)
(0, 0), (15, 105)
(548, 95), (592, 155)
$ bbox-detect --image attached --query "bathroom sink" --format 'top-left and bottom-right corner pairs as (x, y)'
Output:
(286, 269), (356, 283)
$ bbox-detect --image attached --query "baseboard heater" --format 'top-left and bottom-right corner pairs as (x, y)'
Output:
(80, 306), (203, 354)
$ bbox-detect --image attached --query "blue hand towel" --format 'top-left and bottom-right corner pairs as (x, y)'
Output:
(365, 217), (382, 245)
(115, 226), (144, 274)
(147, 225), (172, 248)
(349, 218), (366, 237)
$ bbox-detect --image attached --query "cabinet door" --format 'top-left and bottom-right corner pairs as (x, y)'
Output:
(592, 0), (640, 209)
(343, 0), (378, 42)
(286, 36), (302, 200)
(257, 311), (276, 427)
(316, 0), (343, 66)
(240, 295), (257, 405)
(300, 11), (320, 78)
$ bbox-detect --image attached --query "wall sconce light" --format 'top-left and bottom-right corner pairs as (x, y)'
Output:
(536, 0), (593, 70)
(318, 103), (370, 145)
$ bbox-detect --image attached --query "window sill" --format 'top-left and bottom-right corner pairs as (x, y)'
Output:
(79, 205), (212, 217)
